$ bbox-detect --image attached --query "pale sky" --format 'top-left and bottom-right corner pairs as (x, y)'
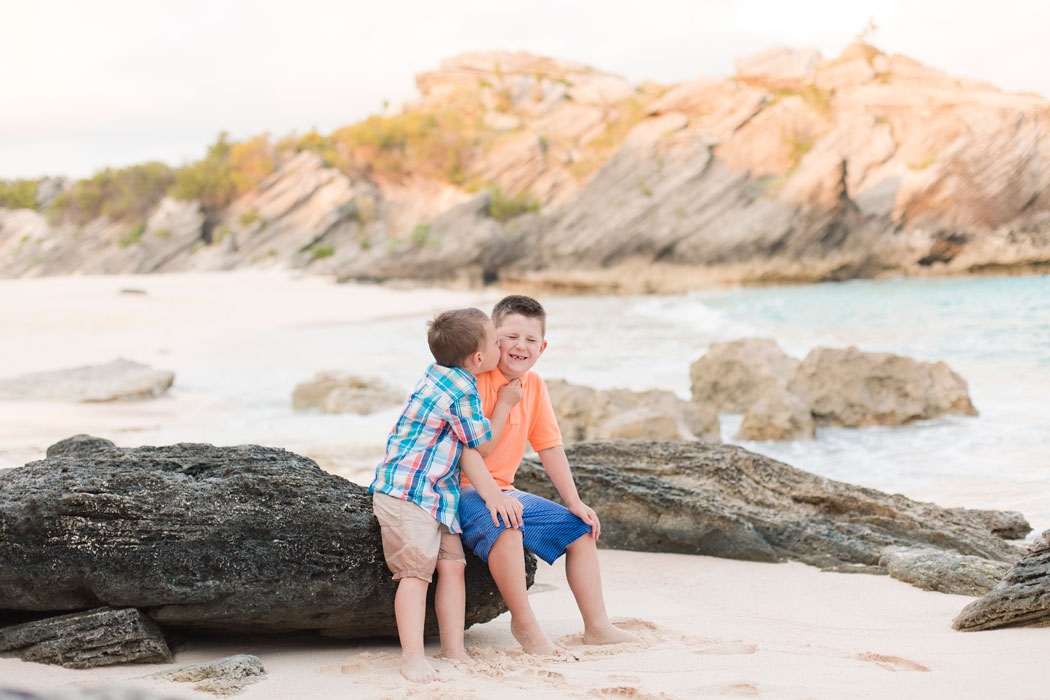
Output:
(1, 0), (1047, 180)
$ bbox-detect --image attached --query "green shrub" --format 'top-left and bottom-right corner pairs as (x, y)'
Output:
(170, 133), (275, 211)
(487, 187), (540, 222)
(0, 179), (39, 210)
(239, 209), (260, 227)
(309, 244), (335, 259)
(117, 223), (146, 248)
(50, 163), (174, 224)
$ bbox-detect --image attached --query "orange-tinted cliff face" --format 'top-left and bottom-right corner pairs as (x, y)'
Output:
(3, 46), (1049, 289)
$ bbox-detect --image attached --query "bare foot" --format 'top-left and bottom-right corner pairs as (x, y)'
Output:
(511, 617), (557, 655)
(438, 647), (474, 664)
(400, 654), (438, 683)
(583, 623), (642, 646)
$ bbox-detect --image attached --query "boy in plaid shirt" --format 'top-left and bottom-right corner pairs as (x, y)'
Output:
(370, 307), (524, 683)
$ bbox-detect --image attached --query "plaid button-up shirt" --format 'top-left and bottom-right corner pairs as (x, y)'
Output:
(370, 363), (491, 533)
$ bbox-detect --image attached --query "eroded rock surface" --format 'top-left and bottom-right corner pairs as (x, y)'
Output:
(788, 346), (978, 427)
(547, 378), (719, 442)
(0, 607), (171, 669)
(151, 654), (265, 697)
(690, 339), (799, 412)
(953, 529), (1050, 631)
(513, 440), (1026, 577)
(291, 372), (405, 414)
(0, 437), (531, 638)
(0, 360), (174, 402)
(879, 546), (1011, 596)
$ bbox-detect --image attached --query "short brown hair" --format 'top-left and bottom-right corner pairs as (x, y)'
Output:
(491, 295), (546, 336)
(427, 308), (490, 367)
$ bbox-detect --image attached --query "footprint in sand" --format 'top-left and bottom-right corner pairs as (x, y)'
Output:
(316, 650), (399, 676)
(854, 652), (931, 672)
(691, 681), (761, 698)
(692, 641), (758, 656)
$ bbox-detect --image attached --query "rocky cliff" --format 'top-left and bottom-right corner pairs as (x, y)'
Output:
(3, 45), (1048, 290)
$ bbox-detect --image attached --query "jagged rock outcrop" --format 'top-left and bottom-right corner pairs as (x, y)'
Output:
(513, 440), (1027, 579)
(953, 529), (1050, 631)
(546, 378), (719, 443)
(291, 372), (405, 414)
(879, 547), (1011, 596)
(0, 436), (532, 638)
(788, 346), (978, 427)
(689, 338), (799, 412)
(0, 359), (174, 402)
(3, 45), (1049, 287)
(151, 654), (265, 696)
(0, 607), (172, 669)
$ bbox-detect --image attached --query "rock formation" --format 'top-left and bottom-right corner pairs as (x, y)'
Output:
(689, 338), (800, 413)
(0, 360), (174, 402)
(737, 387), (815, 441)
(3, 45), (1049, 288)
(0, 608), (171, 669)
(546, 378), (719, 442)
(291, 372), (405, 414)
(953, 529), (1050, 631)
(878, 547), (1011, 596)
(0, 436), (531, 638)
(788, 346), (978, 427)
(512, 440), (1026, 579)
(151, 654), (265, 696)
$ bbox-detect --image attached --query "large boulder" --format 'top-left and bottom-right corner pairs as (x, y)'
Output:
(0, 436), (531, 638)
(291, 372), (405, 414)
(513, 440), (1026, 577)
(788, 346), (978, 427)
(546, 378), (719, 442)
(0, 359), (174, 402)
(689, 339), (800, 412)
(953, 529), (1050, 631)
(736, 387), (815, 441)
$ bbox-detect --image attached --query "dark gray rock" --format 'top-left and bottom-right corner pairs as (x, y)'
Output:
(0, 607), (171, 669)
(46, 435), (116, 459)
(953, 529), (1050, 631)
(0, 438), (532, 638)
(151, 654), (264, 696)
(878, 546), (1011, 596)
(0, 689), (182, 700)
(514, 440), (1027, 575)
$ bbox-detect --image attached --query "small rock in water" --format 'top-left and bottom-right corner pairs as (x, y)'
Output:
(151, 654), (265, 697)
(0, 607), (172, 669)
(0, 359), (174, 402)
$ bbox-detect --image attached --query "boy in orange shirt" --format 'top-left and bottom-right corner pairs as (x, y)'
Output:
(459, 295), (640, 654)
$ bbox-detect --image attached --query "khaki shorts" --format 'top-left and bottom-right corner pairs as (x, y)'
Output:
(372, 492), (466, 582)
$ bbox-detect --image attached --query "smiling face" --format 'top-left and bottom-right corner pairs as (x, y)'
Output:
(496, 313), (547, 379)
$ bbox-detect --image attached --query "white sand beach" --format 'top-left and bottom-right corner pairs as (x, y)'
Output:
(2, 550), (1047, 699)
(1, 271), (1047, 699)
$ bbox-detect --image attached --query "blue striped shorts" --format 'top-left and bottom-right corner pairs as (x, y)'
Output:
(458, 487), (593, 565)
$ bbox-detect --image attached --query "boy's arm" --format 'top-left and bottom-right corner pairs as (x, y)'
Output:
(459, 447), (523, 529)
(475, 378), (522, 458)
(536, 445), (600, 540)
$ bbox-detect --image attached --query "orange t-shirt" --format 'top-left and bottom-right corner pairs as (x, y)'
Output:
(461, 369), (562, 490)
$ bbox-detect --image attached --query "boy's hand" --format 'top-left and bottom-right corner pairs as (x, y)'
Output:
(568, 501), (601, 540)
(486, 492), (524, 529)
(496, 378), (523, 407)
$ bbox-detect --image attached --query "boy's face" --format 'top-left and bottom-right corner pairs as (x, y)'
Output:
(496, 313), (546, 379)
(477, 319), (501, 373)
